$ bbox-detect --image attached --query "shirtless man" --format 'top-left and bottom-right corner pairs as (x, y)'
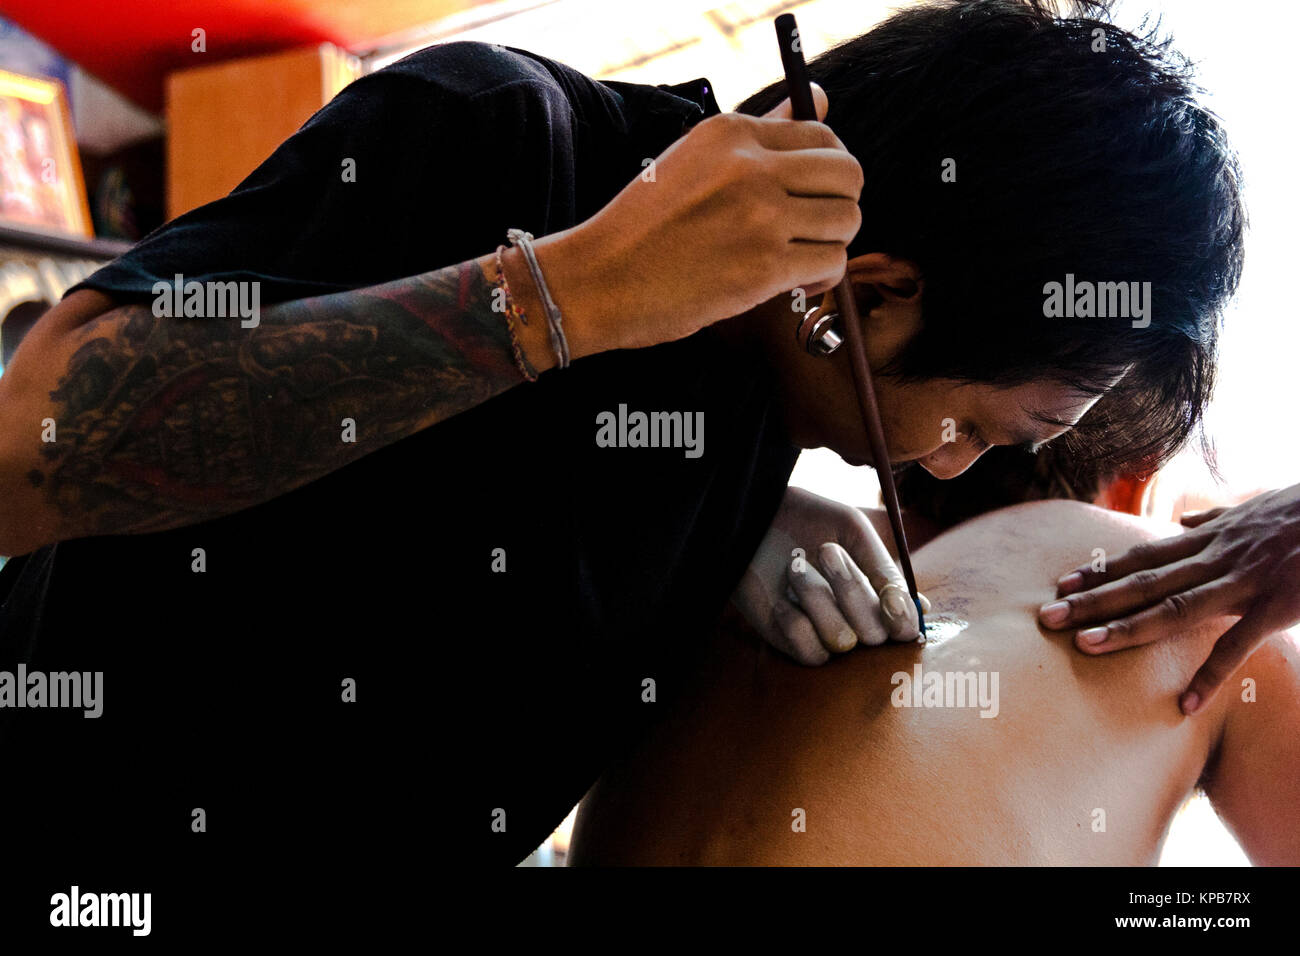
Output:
(569, 499), (1300, 865)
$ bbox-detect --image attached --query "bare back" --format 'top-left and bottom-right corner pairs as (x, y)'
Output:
(571, 500), (1251, 866)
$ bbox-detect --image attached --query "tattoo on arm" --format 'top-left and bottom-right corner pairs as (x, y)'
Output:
(32, 260), (519, 537)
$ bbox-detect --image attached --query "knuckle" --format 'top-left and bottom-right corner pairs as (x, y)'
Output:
(791, 626), (826, 664)
(859, 623), (889, 647)
(1160, 592), (1192, 621)
(847, 200), (863, 236)
(771, 600), (801, 630)
(806, 575), (835, 601)
(821, 247), (848, 282)
(1065, 592), (1093, 618)
(1219, 571), (1246, 599)
(830, 148), (863, 187)
(785, 634), (813, 664)
(704, 111), (744, 139)
(1128, 568), (1161, 598)
(1127, 541), (1155, 565)
(723, 147), (763, 187)
(1205, 552), (1240, 579)
(827, 200), (857, 243)
(1106, 617), (1133, 639)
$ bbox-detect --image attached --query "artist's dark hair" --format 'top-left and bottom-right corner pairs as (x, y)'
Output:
(735, 0), (1245, 473)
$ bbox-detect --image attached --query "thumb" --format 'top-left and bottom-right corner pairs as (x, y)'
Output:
(1180, 506), (1227, 528)
(763, 82), (829, 122)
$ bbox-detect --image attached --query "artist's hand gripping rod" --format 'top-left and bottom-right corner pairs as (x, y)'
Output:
(775, 13), (926, 638)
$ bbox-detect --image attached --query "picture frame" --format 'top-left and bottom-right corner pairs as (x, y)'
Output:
(0, 67), (91, 239)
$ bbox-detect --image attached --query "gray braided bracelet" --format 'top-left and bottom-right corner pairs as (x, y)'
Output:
(506, 228), (570, 369)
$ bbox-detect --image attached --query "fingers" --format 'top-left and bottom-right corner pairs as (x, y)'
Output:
(781, 195), (862, 243)
(1181, 604), (1277, 715)
(768, 600), (832, 666)
(733, 562), (830, 666)
(1180, 507), (1227, 528)
(760, 546), (929, 662)
(787, 552), (858, 653)
(1052, 532), (1208, 600)
(729, 516), (856, 666)
(750, 82), (839, 154)
(843, 524), (920, 642)
(769, 147), (864, 199)
(781, 240), (848, 298)
(811, 83), (829, 122)
(764, 96), (793, 120)
(781, 542), (925, 655)
(760, 82), (829, 122)
(1040, 555), (1224, 634)
(816, 542), (890, 647)
(745, 116), (844, 155)
(1070, 579), (1240, 655)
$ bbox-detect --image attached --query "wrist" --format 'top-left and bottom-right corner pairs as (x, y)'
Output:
(494, 245), (558, 374)
(529, 227), (620, 360)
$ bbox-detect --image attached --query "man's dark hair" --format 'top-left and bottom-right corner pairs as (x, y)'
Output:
(896, 443), (1108, 528)
(735, 0), (1245, 473)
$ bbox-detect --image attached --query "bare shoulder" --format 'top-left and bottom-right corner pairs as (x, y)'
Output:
(1216, 628), (1300, 727)
(915, 499), (1181, 571)
(1200, 628), (1300, 864)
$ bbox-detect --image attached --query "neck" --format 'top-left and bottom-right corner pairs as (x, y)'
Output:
(712, 297), (819, 448)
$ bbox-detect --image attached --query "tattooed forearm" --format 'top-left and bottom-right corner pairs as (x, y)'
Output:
(29, 259), (528, 539)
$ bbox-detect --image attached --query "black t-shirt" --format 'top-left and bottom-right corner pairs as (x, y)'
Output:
(0, 42), (799, 867)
